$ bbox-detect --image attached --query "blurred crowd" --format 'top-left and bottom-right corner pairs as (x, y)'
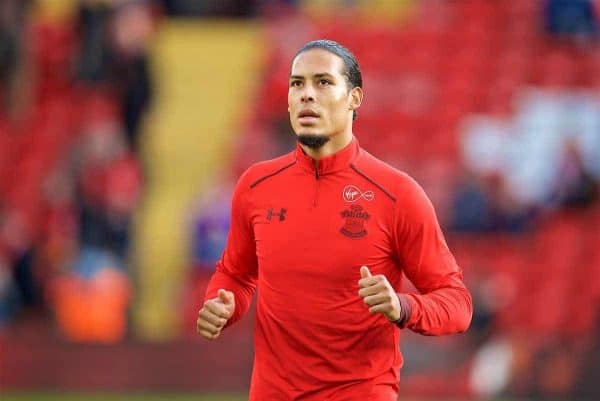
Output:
(0, 0), (155, 341)
(455, 88), (599, 233)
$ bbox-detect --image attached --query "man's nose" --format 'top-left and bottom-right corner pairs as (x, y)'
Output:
(301, 85), (315, 102)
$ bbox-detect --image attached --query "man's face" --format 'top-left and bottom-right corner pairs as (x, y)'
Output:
(288, 49), (359, 141)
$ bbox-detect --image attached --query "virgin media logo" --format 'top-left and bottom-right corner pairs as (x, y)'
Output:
(342, 185), (375, 203)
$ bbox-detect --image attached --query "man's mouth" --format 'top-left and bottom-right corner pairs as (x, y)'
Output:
(298, 110), (320, 124)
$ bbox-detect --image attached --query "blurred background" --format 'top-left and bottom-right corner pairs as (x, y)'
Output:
(1, 0), (599, 400)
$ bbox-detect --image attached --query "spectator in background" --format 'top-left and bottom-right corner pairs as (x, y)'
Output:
(180, 181), (233, 334)
(76, 0), (113, 83)
(450, 170), (495, 232)
(160, 0), (259, 17)
(189, 182), (233, 272)
(0, 0), (34, 123)
(73, 0), (152, 261)
(110, 0), (155, 149)
(76, 0), (155, 150)
(76, 113), (142, 260)
(455, 115), (532, 233)
(551, 138), (598, 209)
(451, 169), (531, 233)
(0, 254), (16, 324)
(458, 88), (600, 228)
(545, 0), (598, 42)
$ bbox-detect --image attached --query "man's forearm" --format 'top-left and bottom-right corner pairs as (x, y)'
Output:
(395, 286), (472, 335)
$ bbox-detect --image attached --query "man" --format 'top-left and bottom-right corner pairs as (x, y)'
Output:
(197, 39), (472, 401)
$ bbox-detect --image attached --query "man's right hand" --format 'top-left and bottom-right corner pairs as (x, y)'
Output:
(197, 289), (235, 340)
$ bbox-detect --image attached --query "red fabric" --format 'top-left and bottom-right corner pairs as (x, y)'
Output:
(205, 137), (472, 400)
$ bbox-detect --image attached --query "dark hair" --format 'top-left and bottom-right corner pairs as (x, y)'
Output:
(294, 39), (362, 121)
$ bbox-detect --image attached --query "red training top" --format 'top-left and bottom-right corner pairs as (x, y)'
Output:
(205, 137), (472, 401)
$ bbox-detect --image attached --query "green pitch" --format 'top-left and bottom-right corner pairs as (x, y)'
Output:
(1, 394), (536, 401)
(0, 394), (247, 401)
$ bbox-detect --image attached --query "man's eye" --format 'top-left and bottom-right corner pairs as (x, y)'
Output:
(319, 79), (331, 85)
(290, 81), (302, 87)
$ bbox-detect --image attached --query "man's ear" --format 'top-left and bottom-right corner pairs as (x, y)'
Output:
(349, 86), (363, 113)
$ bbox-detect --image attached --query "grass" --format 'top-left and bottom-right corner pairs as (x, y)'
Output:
(0, 394), (247, 401)
(3, 394), (573, 401)
(0, 388), (574, 401)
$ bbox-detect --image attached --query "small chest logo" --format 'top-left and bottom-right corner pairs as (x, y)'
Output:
(342, 185), (374, 203)
(266, 208), (287, 222)
(340, 205), (370, 238)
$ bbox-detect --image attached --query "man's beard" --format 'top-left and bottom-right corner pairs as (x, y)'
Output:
(297, 134), (330, 149)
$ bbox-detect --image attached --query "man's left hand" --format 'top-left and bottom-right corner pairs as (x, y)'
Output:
(358, 265), (401, 321)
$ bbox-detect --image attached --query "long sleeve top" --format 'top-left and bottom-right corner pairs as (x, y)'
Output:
(204, 136), (472, 401)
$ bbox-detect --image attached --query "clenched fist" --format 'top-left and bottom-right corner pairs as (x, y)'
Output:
(358, 266), (401, 322)
(197, 289), (235, 340)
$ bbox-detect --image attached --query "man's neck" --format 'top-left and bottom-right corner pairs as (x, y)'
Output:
(300, 130), (353, 160)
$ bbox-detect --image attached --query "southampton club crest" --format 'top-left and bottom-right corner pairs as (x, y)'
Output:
(340, 205), (370, 238)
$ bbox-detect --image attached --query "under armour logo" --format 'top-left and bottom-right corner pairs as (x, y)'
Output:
(266, 208), (287, 222)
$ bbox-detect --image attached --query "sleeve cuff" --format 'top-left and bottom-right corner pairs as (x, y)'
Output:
(394, 293), (412, 328)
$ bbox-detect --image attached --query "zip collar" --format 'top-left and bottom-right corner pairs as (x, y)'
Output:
(294, 136), (360, 176)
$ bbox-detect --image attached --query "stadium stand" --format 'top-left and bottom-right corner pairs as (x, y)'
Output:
(1, 0), (599, 399)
